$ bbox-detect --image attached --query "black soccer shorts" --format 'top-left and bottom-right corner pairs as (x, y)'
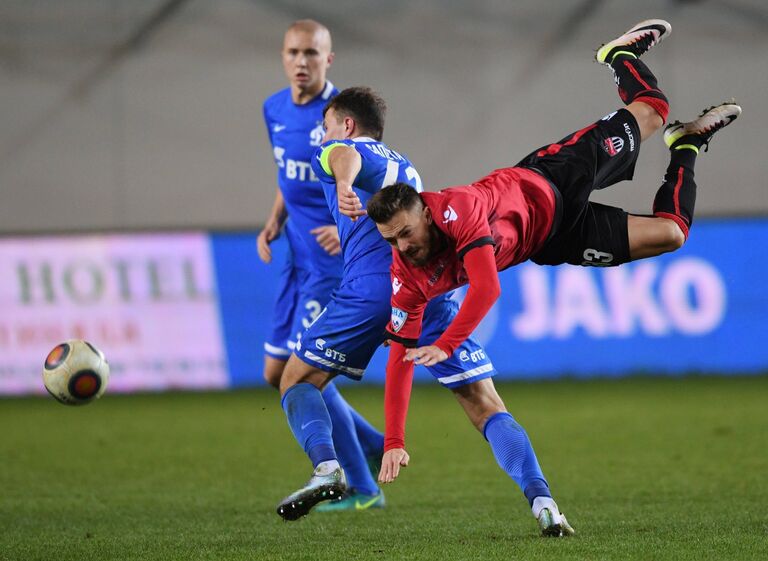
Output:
(517, 107), (641, 267)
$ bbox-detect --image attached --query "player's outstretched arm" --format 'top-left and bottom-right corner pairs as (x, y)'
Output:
(401, 247), (500, 364)
(327, 145), (366, 221)
(431, 245), (500, 356)
(257, 189), (287, 263)
(379, 340), (416, 483)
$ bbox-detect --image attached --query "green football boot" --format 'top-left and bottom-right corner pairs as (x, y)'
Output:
(276, 466), (347, 521)
(316, 489), (385, 513)
(537, 507), (576, 538)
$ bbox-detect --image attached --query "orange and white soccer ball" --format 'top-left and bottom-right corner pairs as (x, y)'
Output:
(43, 340), (110, 405)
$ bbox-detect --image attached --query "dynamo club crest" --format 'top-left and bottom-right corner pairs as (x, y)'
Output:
(391, 307), (408, 333)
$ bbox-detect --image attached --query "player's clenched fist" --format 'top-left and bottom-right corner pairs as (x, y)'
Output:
(378, 448), (410, 483)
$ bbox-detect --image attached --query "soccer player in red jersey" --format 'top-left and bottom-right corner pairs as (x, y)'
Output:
(359, 21), (741, 485)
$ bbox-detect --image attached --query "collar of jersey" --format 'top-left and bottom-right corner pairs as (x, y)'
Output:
(352, 136), (377, 143)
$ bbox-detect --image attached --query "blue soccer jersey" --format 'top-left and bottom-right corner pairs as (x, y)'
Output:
(263, 82), (344, 277)
(311, 137), (423, 277)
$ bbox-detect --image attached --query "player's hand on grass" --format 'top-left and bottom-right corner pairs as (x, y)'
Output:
(311, 224), (341, 256)
(257, 221), (281, 263)
(404, 345), (448, 367)
(337, 184), (366, 221)
(379, 448), (410, 483)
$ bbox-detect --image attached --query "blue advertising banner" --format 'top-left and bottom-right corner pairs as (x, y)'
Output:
(212, 218), (768, 387)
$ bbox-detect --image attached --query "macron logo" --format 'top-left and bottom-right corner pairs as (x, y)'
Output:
(392, 277), (403, 294)
(442, 205), (458, 223)
(272, 124), (286, 133)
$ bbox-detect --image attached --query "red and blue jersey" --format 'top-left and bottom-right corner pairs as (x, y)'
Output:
(263, 82), (343, 277)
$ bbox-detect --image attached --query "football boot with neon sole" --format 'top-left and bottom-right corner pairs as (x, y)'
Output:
(276, 466), (347, 521)
(315, 489), (386, 513)
(596, 19), (671, 65)
(664, 102), (742, 151)
(538, 507), (576, 538)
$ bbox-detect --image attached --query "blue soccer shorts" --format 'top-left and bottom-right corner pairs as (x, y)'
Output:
(264, 258), (341, 361)
(295, 273), (496, 388)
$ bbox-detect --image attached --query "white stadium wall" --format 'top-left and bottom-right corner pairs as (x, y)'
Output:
(1, 0), (767, 233)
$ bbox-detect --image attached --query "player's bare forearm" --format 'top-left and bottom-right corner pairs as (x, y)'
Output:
(258, 189), (287, 263)
(329, 146), (366, 220)
(266, 188), (288, 229)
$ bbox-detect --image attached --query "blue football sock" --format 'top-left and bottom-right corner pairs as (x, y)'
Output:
(349, 407), (384, 460)
(321, 382), (384, 458)
(322, 383), (379, 495)
(483, 412), (552, 506)
(281, 383), (336, 467)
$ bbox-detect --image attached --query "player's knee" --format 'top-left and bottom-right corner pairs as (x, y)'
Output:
(278, 357), (327, 395)
(263, 358), (286, 389)
(647, 112), (663, 135)
(628, 101), (663, 141)
(661, 218), (687, 252)
(263, 368), (282, 388)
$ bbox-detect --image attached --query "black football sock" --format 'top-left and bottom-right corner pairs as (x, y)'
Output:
(653, 144), (699, 239)
(609, 53), (669, 122)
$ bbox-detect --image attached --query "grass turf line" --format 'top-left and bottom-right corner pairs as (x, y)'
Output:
(1, 376), (767, 560)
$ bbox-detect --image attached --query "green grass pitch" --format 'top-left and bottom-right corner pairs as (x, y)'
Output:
(2, 376), (767, 560)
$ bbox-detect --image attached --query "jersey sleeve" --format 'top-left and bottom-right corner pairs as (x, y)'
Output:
(438, 192), (495, 260)
(311, 139), (354, 183)
(432, 244), (501, 356)
(384, 263), (427, 347)
(383, 341), (415, 451)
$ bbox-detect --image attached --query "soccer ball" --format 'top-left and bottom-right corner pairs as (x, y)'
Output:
(43, 340), (110, 405)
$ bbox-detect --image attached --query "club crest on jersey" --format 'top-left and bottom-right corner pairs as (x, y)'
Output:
(392, 276), (403, 294)
(309, 123), (324, 147)
(391, 307), (407, 333)
(602, 136), (624, 157)
(442, 205), (458, 223)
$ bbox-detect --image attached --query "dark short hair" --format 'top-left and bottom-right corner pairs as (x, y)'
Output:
(367, 183), (423, 224)
(324, 87), (386, 141)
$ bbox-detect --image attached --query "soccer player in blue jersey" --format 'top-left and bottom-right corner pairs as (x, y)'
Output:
(261, 20), (386, 510)
(275, 87), (573, 537)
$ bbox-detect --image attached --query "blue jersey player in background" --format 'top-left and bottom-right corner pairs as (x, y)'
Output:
(260, 20), (386, 511)
(274, 88), (570, 538)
